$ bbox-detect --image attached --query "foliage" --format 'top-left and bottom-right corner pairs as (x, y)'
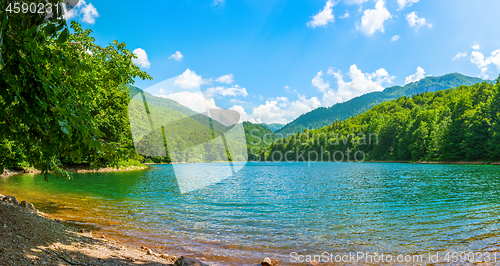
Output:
(0, 1), (150, 178)
(243, 122), (278, 160)
(117, 159), (143, 168)
(276, 73), (487, 136)
(261, 78), (500, 162)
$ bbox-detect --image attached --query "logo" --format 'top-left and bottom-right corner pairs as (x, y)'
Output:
(128, 76), (248, 193)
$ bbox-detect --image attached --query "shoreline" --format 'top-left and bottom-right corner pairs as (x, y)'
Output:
(0, 192), (215, 266)
(0, 164), (149, 178)
(247, 160), (500, 165)
(367, 160), (500, 165)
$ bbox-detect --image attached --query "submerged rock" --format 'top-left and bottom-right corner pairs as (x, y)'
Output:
(174, 256), (209, 266)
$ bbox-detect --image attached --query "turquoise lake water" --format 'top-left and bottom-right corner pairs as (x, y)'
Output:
(1, 162), (500, 265)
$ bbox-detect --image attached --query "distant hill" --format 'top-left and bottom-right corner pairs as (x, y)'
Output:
(261, 123), (285, 132)
(276, 73), (486, 136)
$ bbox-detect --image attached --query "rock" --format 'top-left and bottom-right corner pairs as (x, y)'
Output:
(261, 257), (280, 266)
(3, 196), (19, 205)
(20, 201), (36, 211)
(145, 248), (153, 255)
(174, 256), (209, 266)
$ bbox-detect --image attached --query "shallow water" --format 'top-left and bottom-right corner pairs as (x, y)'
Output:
(2, 162), (500, 265)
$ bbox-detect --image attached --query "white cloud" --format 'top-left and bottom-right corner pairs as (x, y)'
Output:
(404, 66), (426, 85)
(64, 0), (99, 24)
(471, 51), (489, 79)
(471, 43), (480, 50)
(132, 48), (151, 69)
(213, 0), (225, 5)
(471, 51), (489, 68)
(63, 4), (79, 20)
(230, 99), (248, 104)
(287, 94), (322, 118)
(391, 35), (400, 42)
(251, 100), (288, 124)
(158, 88), (169, 94)
(452, 52), (467, 61)
(157, 91), (217, 114)
(284, 85), (297, 93)
(357, 0), (391, 36)
(312, 71), (330, 92)
(215, 74), (234, 84)
(340, 12), (350, 19)
(205, 85), (248, 98)
(307, 0), (335, 28)
(344, 0), (369, 5)
(397, 0), (419, 10)
(406, 12), (432, 29)
(174, 69), (210, 89)
(323, 64), (395, 106)
(471, 50), (500, 79)
(250, 94), (321, 124)
(229, 105), (257, 123)
(169, 51), (183, 61)
(490, 50), (500, 70)
(81, 3), (99, 24)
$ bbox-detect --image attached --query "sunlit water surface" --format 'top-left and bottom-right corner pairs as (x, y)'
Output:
(2, 162), (500, 265)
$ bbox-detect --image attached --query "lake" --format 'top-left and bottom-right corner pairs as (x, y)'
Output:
(1, 162), (500, 265)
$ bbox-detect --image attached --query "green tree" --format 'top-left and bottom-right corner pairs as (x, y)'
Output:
(0, 1), (150, 178)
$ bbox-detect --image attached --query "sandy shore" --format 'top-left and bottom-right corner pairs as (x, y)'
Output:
(0, 193), (213, 266)
(0, 165), (149, 178)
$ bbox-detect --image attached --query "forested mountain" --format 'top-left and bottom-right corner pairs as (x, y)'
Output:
(276, 73), (486, 136)
(260, 78), (500, 162)
(261, 123), (285, 132)
(243, 122), (277, 160)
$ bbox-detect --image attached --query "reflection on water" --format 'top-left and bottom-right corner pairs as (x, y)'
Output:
(1, 162), (500, 265)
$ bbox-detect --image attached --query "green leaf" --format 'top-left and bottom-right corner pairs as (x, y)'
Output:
(58, 120), (67, 127)
(44, 24), (56, 36)
(57, 29), (69, 44)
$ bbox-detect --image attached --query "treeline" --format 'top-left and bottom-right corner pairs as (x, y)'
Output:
(257, 78), (500, 162)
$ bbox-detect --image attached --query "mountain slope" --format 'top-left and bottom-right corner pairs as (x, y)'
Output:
(276, 73), (485, 136)
(264, 78), (500, 162)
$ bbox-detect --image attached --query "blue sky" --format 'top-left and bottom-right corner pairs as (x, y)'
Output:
(69, 0), (500, 124)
